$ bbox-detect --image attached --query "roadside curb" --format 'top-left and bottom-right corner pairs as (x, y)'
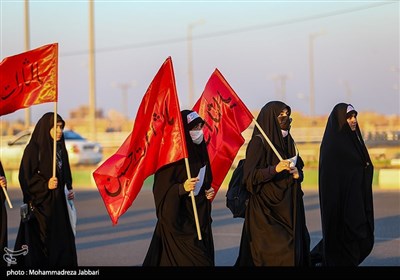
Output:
(5, 169), (399, 191)
(378, 169), (400, 190)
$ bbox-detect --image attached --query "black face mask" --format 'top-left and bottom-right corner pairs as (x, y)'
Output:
(278, 115), (292, 131)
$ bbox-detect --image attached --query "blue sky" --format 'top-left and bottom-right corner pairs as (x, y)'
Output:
(1, 0), (399, 123)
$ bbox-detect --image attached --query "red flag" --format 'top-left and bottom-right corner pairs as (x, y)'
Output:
(0, 43), (58, 116)
(93, 57), (187, 225)
(192, 69), (253, 195)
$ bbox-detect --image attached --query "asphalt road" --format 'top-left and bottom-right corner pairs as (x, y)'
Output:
(1, 186), (399, 274)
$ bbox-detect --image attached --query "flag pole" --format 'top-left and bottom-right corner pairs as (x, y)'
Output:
(252, 119), (283, 161)
(184, 158), (202, 240)
(52, 102), (58, 177)
(2, 187), (12, 209)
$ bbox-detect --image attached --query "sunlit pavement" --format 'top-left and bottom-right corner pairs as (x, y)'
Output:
(3, 186), (399, 268)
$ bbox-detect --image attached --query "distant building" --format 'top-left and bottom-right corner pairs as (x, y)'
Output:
(69, 105), (104, 119)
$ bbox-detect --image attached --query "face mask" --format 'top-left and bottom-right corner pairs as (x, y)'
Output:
(277, 115), (292, 131)
(189, 130), (204, 145)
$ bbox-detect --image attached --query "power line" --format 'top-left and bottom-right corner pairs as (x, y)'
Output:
(60, 1), (395, 57)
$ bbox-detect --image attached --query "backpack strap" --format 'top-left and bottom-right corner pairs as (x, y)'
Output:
(256, 134), (265, 147)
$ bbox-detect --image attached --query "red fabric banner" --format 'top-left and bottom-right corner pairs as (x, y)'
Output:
(93, 57), (187, 225)
(0, 43), (58, 116)
(192, 69), (253, 195)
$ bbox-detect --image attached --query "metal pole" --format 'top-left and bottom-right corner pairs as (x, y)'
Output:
(117, 83), (130, 119)
(309, 34), (316, 117)
(187, 20), (204, 108)
(271, 74), (288, 102)
(187, 26), (194, 108)
(122, 86), (128, 120)
(24, 0), (31, 128)
(308, 31), (325, 117)
(89, 0), (97, 141)
(112, 81), (137, 119)
(343, 80), (352, 104)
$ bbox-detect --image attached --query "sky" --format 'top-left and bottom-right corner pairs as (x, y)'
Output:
(1, 0), (399, 124)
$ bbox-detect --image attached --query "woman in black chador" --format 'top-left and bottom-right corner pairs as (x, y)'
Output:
(311, 103), (374, 266)
(235, 101), (310, 266)
(0, 161), (8, 267)
(143, 110), (215, 266)
(13, 112), (77, 267)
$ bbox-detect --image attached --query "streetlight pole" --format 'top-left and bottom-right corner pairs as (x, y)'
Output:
(271, 74), (289, 102)
(390, 65), (400, 91)
(113, 81), (137, 119)
(187, 19), (205, 108)
(88, 0), (97, 141)
(342, 80), (352, 104)
(120, 84), (128, 120)
(24, 0), (31, 128)
(308, 31), (325, 117)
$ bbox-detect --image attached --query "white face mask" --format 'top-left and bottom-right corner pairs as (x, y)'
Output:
(281, 129), (288, 138)
(189, 130), (204, 145)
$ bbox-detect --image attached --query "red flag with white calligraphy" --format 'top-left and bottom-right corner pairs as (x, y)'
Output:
(0, 43), (58, 116)
(93, 57), (187, 225)
(192, 69), (253, 195)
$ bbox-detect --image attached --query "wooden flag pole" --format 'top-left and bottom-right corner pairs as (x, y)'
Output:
(52, 103), (58, 177)
(253, 119), (284, 161)
(184, 158), (202, 240)
(2, 187), (12, 209)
